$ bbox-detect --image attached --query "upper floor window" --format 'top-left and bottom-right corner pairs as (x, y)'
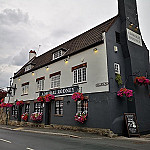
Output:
(36, 77), (45, 91)
(50, 71), (61, 89)
(25, 64), (34, 72)
(53, 50), (62, 60)
(22, 82), (29, 95)
(114, 63), (120, 74)
(72, 63), (87, 84)
(115, 32), (120, 44)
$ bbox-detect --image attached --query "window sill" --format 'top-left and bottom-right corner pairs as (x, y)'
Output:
(73, 81), (87, 85)
(21, 94), (28, 96)
(54, 114), (63, 117)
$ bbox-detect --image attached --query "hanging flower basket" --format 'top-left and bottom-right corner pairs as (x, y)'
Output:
(30, 112), (43, 122)
(134, 76), (150, 86)
(16, 100), (24, 106)
(75, 112), (87, 123)
(45, 94), (55, 102)
(21, 113), (28, 122)
(37, 94), (55, 102)
(37, 96), (45, 102)
(0, 103), (13, 107)
(0, 98), (4, 103)
(117, 88), (133, 101)
(72, 92), (84, 102)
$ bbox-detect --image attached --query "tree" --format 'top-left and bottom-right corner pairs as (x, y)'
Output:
(0, 89), (7, 100)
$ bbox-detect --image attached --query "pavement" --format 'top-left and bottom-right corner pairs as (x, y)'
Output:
(0, 124), (150, 142)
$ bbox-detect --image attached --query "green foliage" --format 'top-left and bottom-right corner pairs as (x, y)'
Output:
(115, 74), (123, 86)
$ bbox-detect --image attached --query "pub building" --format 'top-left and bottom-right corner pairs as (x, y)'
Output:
(5, 0), (150, 135)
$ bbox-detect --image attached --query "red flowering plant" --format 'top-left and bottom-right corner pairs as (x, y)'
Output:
(45, 94), (55, 102)
(16, 100), (24, 106)
(1, 98), (4, 103)
(37, 96), (45, 102)
(37, 94), (55, 102)
(0, 103), (13, 107)
(21, 113), (28, 122)
(134, 76), (150, 86)
(75, 112), (87, 123)
(117, 88), (133, 101)
(72, 92), (84, 102)
(30, 112), (43, 122)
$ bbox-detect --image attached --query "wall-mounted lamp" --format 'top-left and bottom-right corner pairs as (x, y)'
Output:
(135, 26), (139, 31)
(130, 23), (134, 26)
(46, 66), (49, 71)
(64, 56), (70, 64)
(18, 78), (21, 81)
(93, 48), (98, 53)
(32, 72), (35, 76)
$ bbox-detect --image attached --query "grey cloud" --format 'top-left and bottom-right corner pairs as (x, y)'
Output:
(12, 49), (28, 66)
(0, 9), (29, 25)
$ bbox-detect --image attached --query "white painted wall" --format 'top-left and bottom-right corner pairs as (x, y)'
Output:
(11, 35), (109, 102)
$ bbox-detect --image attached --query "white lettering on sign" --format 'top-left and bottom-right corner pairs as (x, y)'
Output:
(127, 28), (142, 46)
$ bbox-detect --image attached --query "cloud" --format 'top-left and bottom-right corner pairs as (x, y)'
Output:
(0, 8), (29, 25)
(0, 64), (21, 88)
(12, 49), (28, 66)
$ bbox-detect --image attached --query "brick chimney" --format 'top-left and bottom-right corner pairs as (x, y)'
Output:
(29, 50), (36, 61)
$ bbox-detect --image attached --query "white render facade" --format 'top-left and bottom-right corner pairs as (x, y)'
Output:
(11, 36), (109, 102)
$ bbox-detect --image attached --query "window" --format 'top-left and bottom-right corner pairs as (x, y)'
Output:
(50, 72), (61, 88)
(53, 50), (62, 60)
(25, 104), (30, 113)
(12, 105), (17, 116)
(76, 100), (88, 114)
(72, 63), (87, 84)
(73, 67), (87, 84)
(22, 82), (29, 95)
(115, 32), (120, 44)
(55, 101), (63, 115)
(34, 102), (43, 113)
(114, 63), (120, 74)
(37, 79), (44, 91)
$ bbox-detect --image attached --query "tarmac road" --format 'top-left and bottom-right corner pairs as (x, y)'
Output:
(0, 126), (150, 150)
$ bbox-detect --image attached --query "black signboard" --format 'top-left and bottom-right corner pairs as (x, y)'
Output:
(39, 86), (79, 97)
(124, 113), (140, 137)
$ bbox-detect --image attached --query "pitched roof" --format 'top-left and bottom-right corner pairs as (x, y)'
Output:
(14, 15), (118, 78)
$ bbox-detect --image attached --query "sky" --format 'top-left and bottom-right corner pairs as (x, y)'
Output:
(0, 0), (150, 89)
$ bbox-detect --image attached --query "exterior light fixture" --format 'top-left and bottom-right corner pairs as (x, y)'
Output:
(64, 56), (70, 64)
(64, 58), (69, 64)
(135, 26), (139, 31)
(18, 78), (21, 81)
(32, 72), (35, 76)
(46, 66), (49, 71)
(130, 23), (134, 26)
(93, 48), (98, 53)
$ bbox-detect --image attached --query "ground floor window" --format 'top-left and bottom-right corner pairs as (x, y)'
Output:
(34, 102), (43, 113)
(25, 104), (30, 113)
(76, 100), (88, 114)
(55, 101), (63, 115)
(12, 105), (18, 117)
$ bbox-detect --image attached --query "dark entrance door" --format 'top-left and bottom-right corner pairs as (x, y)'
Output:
(45, 102), (51, 125)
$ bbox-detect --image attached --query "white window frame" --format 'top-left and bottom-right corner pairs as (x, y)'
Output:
(37, 79), (44, 91)
(53, 50), (62, 60)
(22, 84), (29, 95)
(51, 74), (60, 88)
(114, 63), (120, 74)
(55, 101), (63, 115)
(77, 100), (88, 114)
(73, 67), (87, 84)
